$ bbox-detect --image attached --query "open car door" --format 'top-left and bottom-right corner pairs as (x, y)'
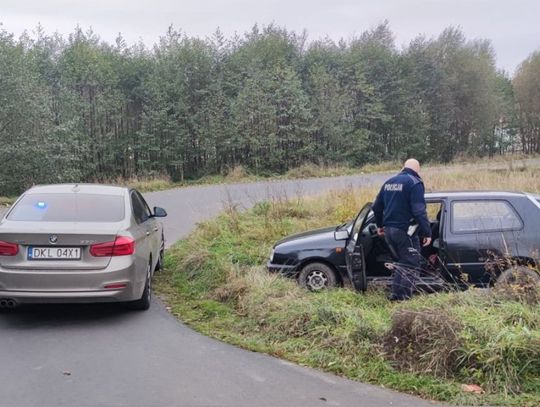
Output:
(345, 203), (372, 292)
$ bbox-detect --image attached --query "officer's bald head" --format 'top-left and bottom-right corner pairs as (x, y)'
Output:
(403, 158), (420, 174)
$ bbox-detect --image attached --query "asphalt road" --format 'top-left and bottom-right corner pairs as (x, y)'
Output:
(0, 173), (446, 407)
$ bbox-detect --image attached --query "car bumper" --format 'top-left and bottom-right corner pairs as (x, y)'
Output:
(0, 289), (133, 304)
(267, 261), (298, 277)
(0, 257), (144, 304)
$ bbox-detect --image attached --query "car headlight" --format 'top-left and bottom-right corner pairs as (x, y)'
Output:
(269, 248), (275, 263)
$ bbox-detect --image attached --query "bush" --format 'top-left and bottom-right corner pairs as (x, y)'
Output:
(383, 309), (462, 377)
(224, 165), (251, 182)
(493, 267), (540, 305)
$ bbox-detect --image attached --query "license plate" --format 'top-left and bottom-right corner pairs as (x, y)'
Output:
(27, 247), (82, 260)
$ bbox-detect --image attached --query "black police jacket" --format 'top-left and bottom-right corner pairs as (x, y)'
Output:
(372, 167), (431, 238)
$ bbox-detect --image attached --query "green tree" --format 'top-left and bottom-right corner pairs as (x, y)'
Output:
(513, 51), (540, 153)
(0, 22), (530, 194)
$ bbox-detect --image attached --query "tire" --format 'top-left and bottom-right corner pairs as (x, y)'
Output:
(128, 261), (152, 311)
(298, 262), (337, 291)
(155, 235), (165, 272)
(496, 265), (540, 286)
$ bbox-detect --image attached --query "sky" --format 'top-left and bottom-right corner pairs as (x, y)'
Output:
(1, 0), (539, 74)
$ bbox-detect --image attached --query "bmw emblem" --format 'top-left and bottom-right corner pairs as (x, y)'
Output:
(49, 235), (58, 244)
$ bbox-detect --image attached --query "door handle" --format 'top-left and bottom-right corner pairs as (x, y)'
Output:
(153, 227), (159, 232)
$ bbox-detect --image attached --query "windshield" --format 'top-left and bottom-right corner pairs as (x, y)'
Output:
(7, 193), (125, 222)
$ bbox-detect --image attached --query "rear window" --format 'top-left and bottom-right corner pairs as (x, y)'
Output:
(7, 193), (125, 222)
(451, 200), (522, 233)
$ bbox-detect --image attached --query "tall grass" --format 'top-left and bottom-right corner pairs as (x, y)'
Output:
(423, 165), (540, 192)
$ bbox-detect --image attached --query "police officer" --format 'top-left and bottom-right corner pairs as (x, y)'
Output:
(372, 158), (431, 301)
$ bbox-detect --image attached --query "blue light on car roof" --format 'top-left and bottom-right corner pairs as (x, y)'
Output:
(36, 201), (47, 209)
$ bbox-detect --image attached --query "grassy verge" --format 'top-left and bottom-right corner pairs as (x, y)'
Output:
(155, 165), (540, 406)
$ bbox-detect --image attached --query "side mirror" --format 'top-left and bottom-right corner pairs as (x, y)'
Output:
(334, 230), (349, 241)
(153, 207), (167, 217)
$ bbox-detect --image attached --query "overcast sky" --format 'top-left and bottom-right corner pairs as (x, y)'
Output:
(1, 0), (538, 74)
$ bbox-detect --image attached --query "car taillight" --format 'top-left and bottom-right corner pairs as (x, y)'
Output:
(90, 236), (135, 257)
(0, 241), (19, 256)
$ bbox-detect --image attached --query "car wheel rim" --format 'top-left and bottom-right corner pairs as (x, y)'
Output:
(306, 270), (328, 290)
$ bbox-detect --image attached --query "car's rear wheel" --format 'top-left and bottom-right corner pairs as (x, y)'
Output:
(128, 261), (152, 311)
(298, 262), (337, 291)
(496, 265), (540, 286)
(155, 235), (165, 272)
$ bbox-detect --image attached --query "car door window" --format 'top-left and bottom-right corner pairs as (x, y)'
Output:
(426, 201), (443, 239)
(451, 200), (522, 233)
(135, 191), (152, 221)
(131, 192), (150, 224)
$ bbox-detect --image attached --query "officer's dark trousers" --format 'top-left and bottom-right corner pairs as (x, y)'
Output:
(385, 226), (421, 300)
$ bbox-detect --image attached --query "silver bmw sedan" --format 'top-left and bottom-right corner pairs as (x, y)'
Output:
(0, 184), (167, 310)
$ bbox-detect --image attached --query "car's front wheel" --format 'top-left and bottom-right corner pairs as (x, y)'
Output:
(298, 262), (337, 291)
